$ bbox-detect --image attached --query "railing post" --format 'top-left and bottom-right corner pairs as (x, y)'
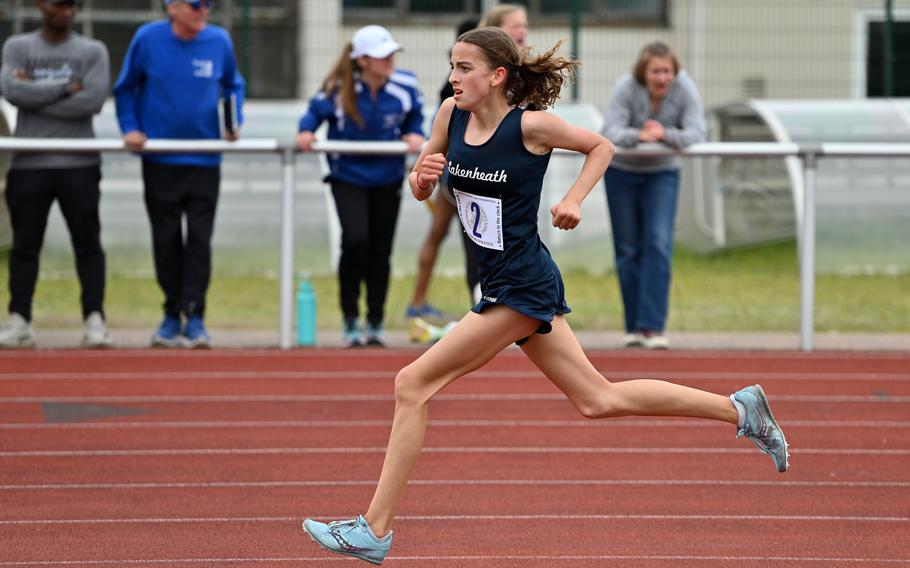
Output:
(799, 149), (818, 352)
(279, 146), (296, 349)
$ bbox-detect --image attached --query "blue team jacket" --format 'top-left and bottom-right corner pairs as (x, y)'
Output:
(113, 20), (245, 167)
(298, 71), (424, 188)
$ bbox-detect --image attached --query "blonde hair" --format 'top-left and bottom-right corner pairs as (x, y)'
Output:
(457, 27), (577, 110)
(479, 3), (526, 28)
(320, 42), (364, 129)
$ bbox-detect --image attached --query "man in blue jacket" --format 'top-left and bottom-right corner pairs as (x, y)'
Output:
(113, 0), (244, 348)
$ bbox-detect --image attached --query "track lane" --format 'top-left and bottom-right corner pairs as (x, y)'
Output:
(1, 420), (908, 451)
(1, 517), (907, 566)
(1, 452), (906, 484)
(1, 349), (907, 567)
(2, 483), (908, 521)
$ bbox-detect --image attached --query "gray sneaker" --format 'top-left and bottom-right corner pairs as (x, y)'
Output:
(0, 313), (36, 348)
(731, 384), (790, 473)
(83, 312), (112, 348)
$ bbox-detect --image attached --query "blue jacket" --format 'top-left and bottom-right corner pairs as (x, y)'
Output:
(113, 20), (245, 167)
(298, 71), (424, 187)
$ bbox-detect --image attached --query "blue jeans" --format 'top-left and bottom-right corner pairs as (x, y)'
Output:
(603, 167), (680, 333)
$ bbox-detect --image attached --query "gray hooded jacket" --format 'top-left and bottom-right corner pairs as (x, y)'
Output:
(602, 70), (706, 173)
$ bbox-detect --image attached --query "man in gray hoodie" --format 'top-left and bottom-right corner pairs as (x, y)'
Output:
(0, 0), (111, 348)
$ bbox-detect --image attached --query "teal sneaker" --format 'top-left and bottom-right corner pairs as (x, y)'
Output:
(303, 515), (392, 565)
(343, 318), (363, 348)
(731, 384), (790, 473)
(365, 323), (384, 347)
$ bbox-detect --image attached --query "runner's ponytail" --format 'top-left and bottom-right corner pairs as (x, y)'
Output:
(457, 28), (578, 110)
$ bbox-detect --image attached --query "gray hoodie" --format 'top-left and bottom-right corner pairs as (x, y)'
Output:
(602, 70), (706, 173)
(1, 30), (109, 170)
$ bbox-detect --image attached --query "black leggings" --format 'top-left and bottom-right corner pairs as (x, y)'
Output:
(5, 166), (105, 322)
(331, 180), (402, 327)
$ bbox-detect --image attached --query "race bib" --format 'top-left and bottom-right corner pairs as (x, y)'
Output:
(453, 188), (504, 251)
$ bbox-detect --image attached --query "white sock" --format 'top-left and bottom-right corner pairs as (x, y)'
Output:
(730, 395), (747, 429)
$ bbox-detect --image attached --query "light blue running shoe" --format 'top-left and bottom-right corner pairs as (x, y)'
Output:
(731, 384), (790, 473)
(303, 515), (392, 565)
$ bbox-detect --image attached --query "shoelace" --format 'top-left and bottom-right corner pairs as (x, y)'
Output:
(327, 518), (360, 534)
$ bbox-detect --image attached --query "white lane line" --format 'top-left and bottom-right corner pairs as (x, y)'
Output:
(1, 513), (908, 525)
(2, 394), (909, 403)
(1, 370), (908, 381)
(1, 446), (908, 458)
(1, 479), (907, 491)
(0, 348), (427, 360)
(1, 348), (903, 360)
(1, 556), (909, 566)
(2, 418), (908, 430)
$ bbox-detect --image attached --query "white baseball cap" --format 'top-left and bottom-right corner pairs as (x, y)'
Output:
(350, 25), (402, 59)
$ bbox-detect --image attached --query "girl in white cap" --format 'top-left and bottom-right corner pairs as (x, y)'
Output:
(296, 26), (424, 348)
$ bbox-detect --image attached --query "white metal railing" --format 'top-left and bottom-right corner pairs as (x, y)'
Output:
(0, 138), (901, 351)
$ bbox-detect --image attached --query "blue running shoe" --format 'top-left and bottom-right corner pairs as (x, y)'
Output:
(731, 384), (790, 473)
(183, 316), (212, 349)
(303, 515), (392, 565)
(405, 303), (445, 320)
(151, 315), (182, 348)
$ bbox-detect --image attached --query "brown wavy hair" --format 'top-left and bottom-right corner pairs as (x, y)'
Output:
(632, 41), (680, 85)
(456, 27), (577, 110)
(320, 42), (364, 128)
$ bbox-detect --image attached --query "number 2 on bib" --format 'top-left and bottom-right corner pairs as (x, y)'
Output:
(469, 202), (482, 238)
(453, 188), (504, 251)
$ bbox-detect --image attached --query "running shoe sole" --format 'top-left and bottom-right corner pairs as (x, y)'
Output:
(751, 384), (790, 472)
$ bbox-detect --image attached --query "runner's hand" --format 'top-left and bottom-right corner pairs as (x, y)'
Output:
(550, 198), (581, 230)
(413, 153), (446, 198)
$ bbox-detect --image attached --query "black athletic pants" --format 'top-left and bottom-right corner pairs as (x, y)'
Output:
(330, 179), (402, 327)
(141, 161), (220, 319)
(4, 166), (105, 322)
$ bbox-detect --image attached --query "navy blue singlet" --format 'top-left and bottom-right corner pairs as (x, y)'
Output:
(446, 106), (571, 339)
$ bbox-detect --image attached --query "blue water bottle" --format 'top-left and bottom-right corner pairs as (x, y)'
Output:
(296, 275), (317, 346)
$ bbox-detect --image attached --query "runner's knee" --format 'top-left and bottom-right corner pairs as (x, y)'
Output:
(575, 390), (619, 419)
(393, 365), (432, 407)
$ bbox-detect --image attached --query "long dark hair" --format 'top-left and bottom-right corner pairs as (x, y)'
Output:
(456, 27), (578, 110)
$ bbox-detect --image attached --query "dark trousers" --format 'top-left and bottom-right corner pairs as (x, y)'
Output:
(4, 166), (105, 322)
(331, 180), (402, 327)
(142, 161), (220, 319)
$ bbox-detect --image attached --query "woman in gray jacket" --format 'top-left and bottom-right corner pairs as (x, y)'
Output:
(602, 41), (706, 349)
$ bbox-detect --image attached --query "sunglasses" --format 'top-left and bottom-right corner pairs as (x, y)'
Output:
(174, 0), (214, 10)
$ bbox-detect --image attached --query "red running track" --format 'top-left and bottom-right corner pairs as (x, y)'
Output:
(0, 348), (909, 567)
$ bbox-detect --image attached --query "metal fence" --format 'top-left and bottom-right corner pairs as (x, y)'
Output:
(1, 137), (902, 351)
